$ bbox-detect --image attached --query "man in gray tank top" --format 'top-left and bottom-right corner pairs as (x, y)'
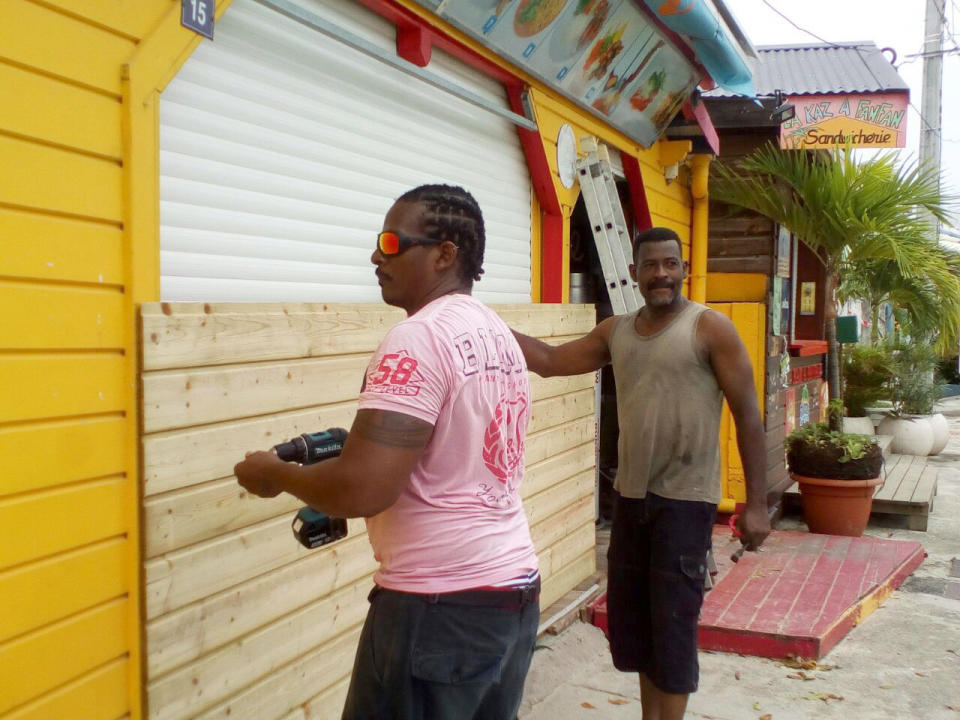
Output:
(513, 227), (770, 720)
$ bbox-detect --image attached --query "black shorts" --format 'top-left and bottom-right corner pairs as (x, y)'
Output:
(341, 581), (540, 720)
(607, 491), (716, 695)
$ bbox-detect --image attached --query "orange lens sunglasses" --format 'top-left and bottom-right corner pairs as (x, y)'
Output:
(377, 231), (444, 256)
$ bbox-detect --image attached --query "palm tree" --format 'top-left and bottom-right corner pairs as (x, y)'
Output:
(711, 144), (956, 430)
(840, 242), (960, 351)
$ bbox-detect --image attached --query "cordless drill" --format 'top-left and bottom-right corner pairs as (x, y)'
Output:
(273, 428), (349, 549)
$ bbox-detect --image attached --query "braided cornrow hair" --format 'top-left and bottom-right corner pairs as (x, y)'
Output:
(397, 184), (486, 284)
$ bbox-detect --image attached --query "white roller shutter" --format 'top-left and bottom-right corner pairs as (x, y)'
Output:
(159, 0), (532, 303)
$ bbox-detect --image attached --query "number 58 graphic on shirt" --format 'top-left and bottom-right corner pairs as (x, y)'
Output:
(370, 351), (420, 386)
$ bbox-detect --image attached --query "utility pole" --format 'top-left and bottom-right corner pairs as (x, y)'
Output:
(919, 0), (945, 236)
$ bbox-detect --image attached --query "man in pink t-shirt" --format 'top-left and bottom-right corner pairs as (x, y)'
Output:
(235, 185), (539, 719)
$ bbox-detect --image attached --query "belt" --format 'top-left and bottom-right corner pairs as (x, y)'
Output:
(375, 578), (541, 609)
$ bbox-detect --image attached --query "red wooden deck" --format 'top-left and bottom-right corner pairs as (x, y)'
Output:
(699, 528), (925, 659)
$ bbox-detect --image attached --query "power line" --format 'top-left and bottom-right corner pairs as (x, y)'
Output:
(760, 0), (841, 46)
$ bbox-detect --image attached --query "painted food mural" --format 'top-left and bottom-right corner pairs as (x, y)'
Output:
(430, 0), (700, 147)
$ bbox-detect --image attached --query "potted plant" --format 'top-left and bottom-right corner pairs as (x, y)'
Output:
(786, 401), (884, 536)
(878, 342), (948, 455)
(841, 344), (892, 435)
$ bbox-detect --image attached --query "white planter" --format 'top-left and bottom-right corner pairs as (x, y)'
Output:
(843, 416), (876, 435)
(877, 415), (935, 456)
(929, 413), (949, 455)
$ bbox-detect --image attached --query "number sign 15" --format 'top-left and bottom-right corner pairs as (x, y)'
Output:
(182, 0), (215, 39)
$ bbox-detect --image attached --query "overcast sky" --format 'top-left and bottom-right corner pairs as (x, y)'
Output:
(726, 0), (959, 214)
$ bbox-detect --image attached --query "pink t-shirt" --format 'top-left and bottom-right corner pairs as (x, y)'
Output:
(357, 293), (538, 593)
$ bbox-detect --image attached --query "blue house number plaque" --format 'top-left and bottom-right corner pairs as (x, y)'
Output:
(182, 0), (214, 39)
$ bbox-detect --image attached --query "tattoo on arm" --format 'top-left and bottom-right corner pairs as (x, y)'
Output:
(352, 410), (433, 448)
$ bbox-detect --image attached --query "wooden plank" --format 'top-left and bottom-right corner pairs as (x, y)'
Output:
(0, 354), (125, 424)
(523, 443), (595, 500)
(147, 534), (376, 677)
(0, 207), (123, 285)
(143, 402), (359, 497)
(0, 598), (128, 716)
(194, 627), (360, 720)
(540, 548), (596, 610)
(147, 580), (371, 720)
(911, 466), (938, 505)
(538, 521), (595, 580)
(0, 414), (125, 496)
(527, 387), (594, 434)
(893, 457), (925, 503)
(29, 0), (169, 40)
(0, 136), (122, 222)
(2, 657), (128, 720)
(0, 476), (126, 569)
(529, 494), (594, 552)
(875, 455), (909, 501)
(0, 281), (124, 349)
(523, 470), (594, 527)
(142, 355), (369, 433)
(708, 237), (772, 259)
(144, 515), (367, 620)
(148, 413), (594, 556)
(142, 390), (592, 500)
(285, 676), (352, 720)
(529, 371), (594, 401)
(0, 537), (126, 644)
(708, 257), (771, 274)
(0, 63), (122, 159)
(0, 2), (134, 95)
(140, 303), (595, 370)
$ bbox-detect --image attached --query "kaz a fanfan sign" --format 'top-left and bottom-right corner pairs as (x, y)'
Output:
(780, 92), (908, 149)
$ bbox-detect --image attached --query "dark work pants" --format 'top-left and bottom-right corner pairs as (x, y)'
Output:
(341, 584), (539, 720)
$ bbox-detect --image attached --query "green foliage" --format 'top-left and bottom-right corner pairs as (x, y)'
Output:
(841, 344), (893, 416)
(786, 422), (876, 463)
(889, 342), (944, 415)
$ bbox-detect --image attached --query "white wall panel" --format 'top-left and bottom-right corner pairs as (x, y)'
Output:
(160, 0), (532, 304)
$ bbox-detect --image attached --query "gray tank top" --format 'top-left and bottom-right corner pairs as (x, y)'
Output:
(609, 301), (722, 503)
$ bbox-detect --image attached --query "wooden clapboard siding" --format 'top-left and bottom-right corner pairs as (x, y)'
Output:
(0, 0), (174, 715)
(141, 303), (596, 719)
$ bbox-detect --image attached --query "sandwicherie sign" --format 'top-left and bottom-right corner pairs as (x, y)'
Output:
(780, 92), (908, 149)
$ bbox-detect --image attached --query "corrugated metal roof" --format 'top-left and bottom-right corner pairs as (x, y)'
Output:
(706, 41), (910, 98)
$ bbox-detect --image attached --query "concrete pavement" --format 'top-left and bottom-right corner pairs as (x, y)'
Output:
(519, 398), (960, 720)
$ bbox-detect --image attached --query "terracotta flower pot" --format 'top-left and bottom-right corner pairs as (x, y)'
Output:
(792, 472), (883, 537)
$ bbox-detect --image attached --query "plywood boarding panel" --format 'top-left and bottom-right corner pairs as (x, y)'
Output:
(0, 208), (123, 285)
(141, 303), (596, 717)
(281, 676), (351, 720)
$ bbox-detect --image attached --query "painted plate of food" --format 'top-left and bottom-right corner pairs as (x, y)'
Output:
(513, 0), (568, 38)
(545, 0), (614, 63)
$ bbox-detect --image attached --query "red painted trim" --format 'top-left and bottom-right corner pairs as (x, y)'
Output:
(789, 340), (829, 357)
(353, 0), (517, 83)
(541, 213), (564, 303)
(397, 23), (431, 66)
(506, 85), (560, 216)
(621, 154), (652, 233)
(685, 100), (721, 155)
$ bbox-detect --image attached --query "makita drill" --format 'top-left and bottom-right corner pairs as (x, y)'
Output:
(273, 428), (348, 549)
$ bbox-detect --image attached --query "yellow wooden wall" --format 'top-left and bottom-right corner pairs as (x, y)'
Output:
(708, 302), (767, 510)
(139, 302), (596, 719)
(0, 1), (180, 717)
